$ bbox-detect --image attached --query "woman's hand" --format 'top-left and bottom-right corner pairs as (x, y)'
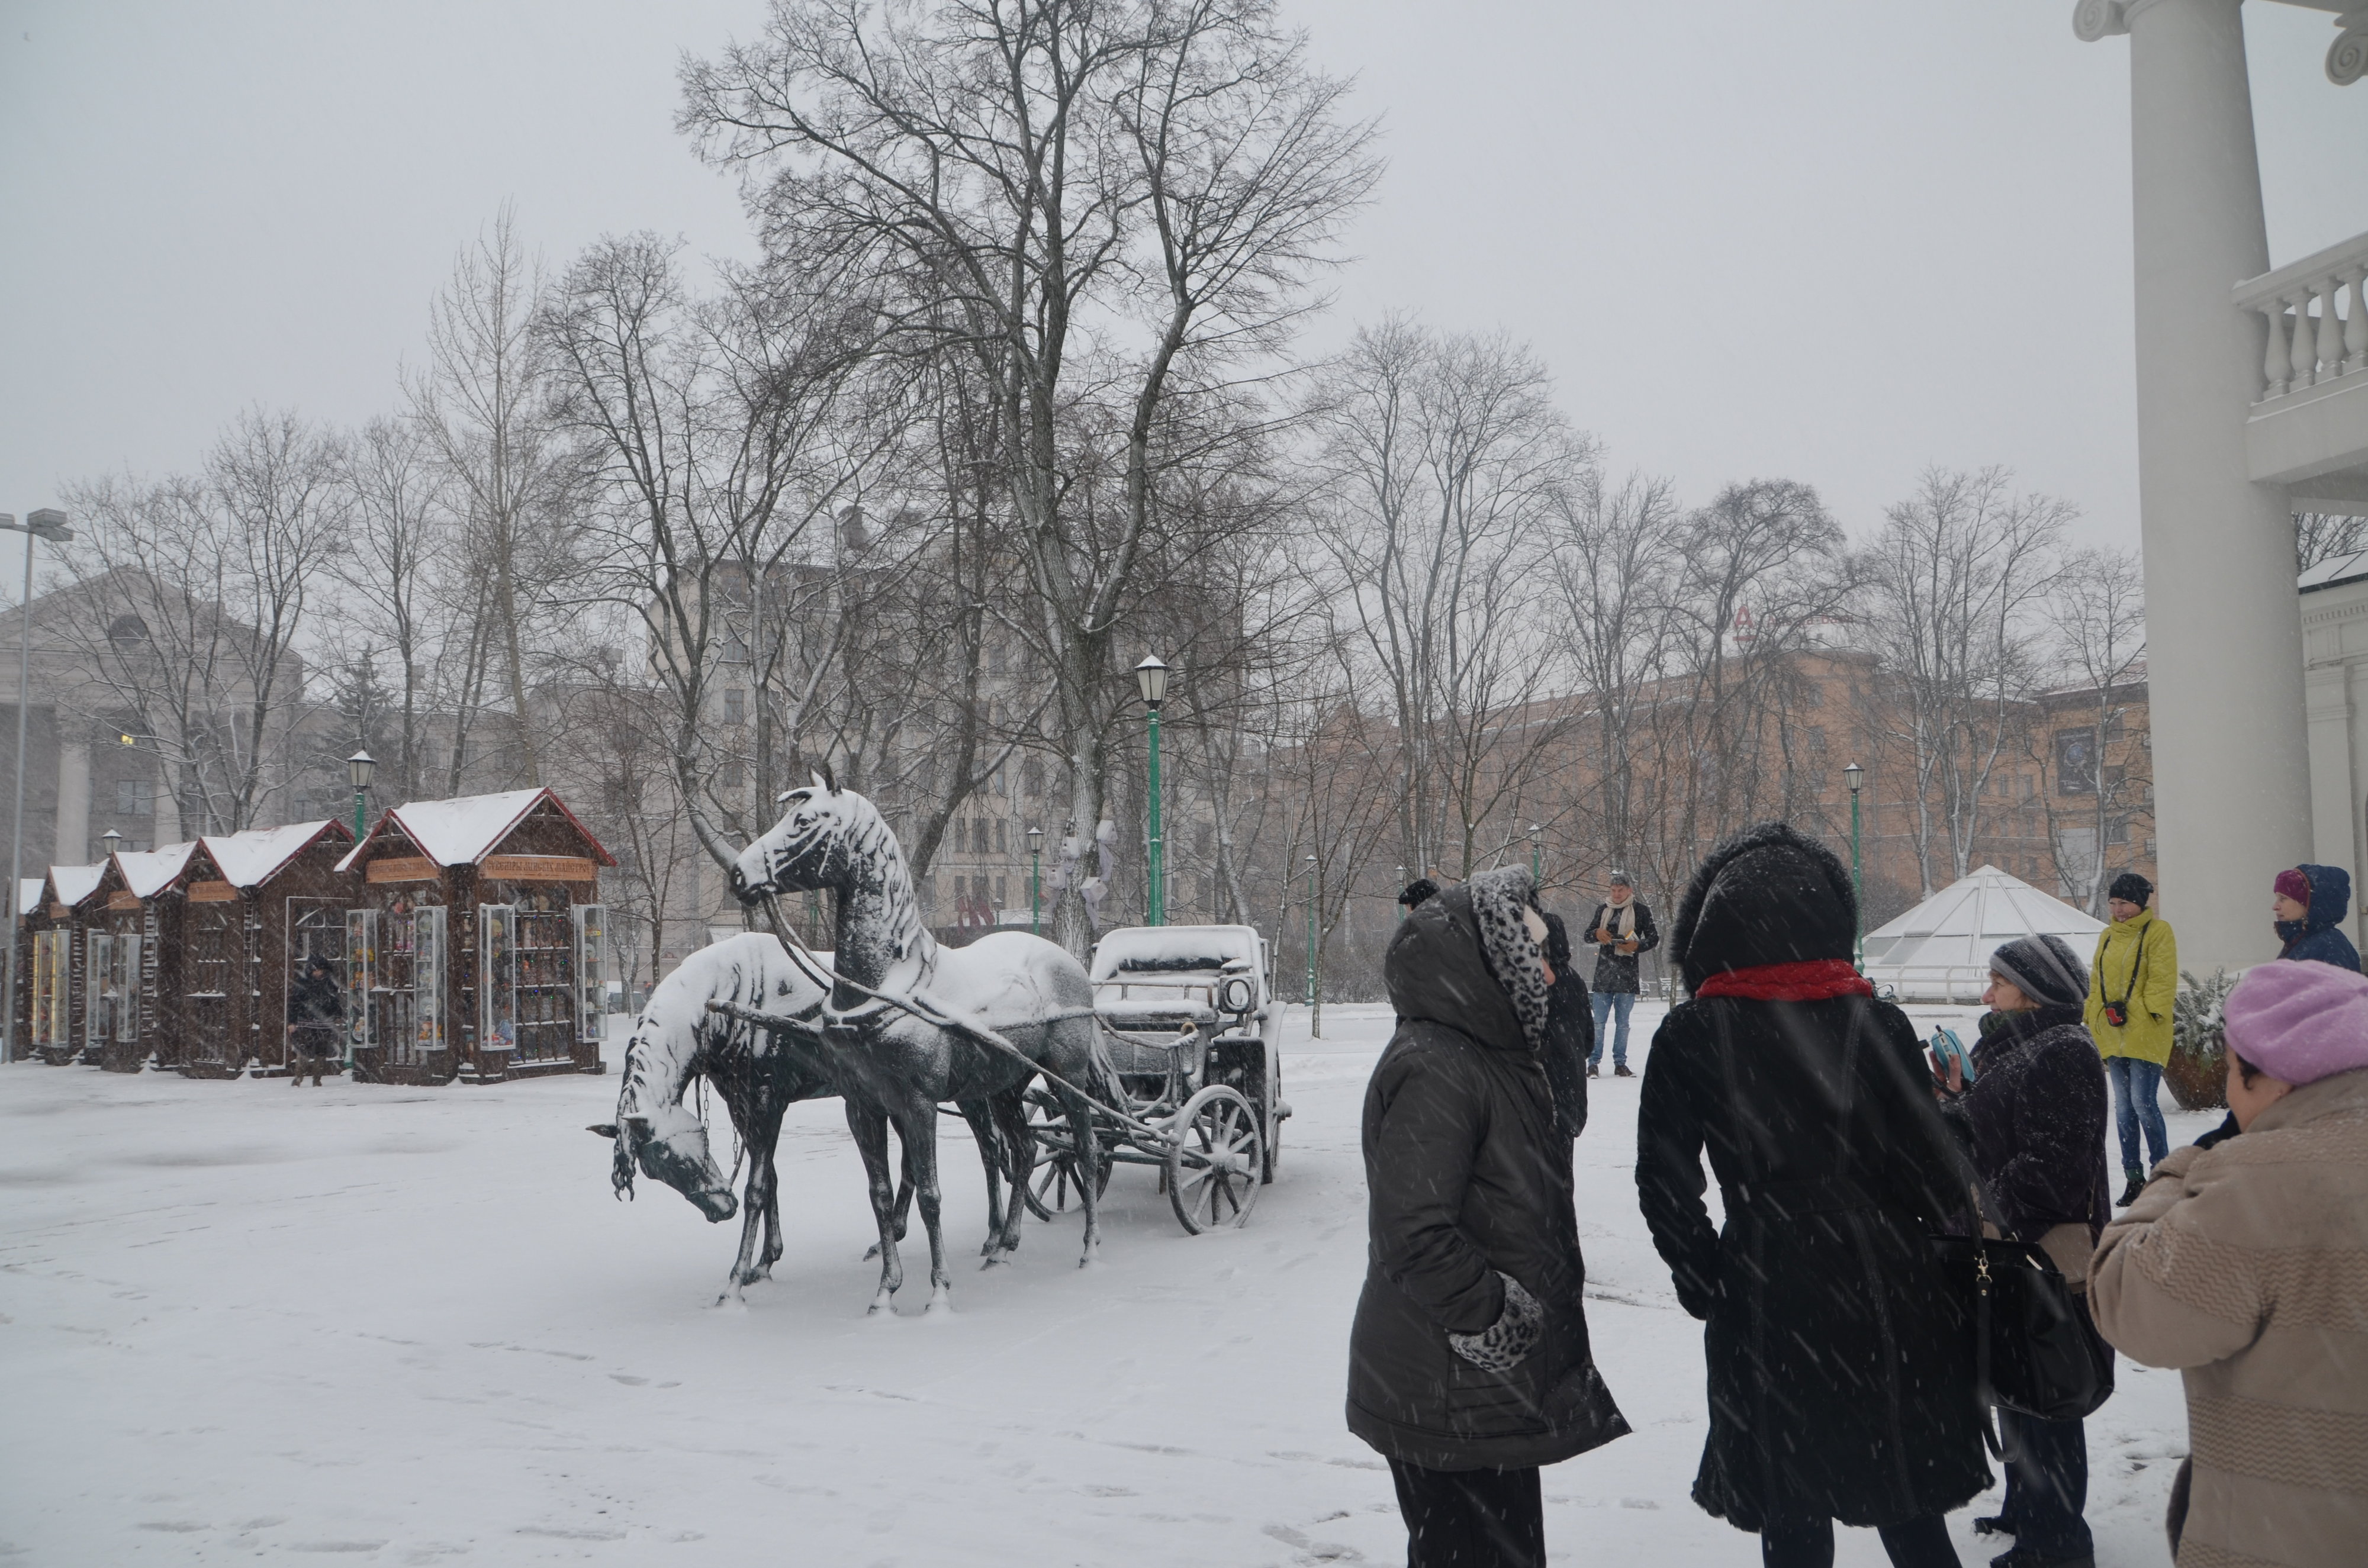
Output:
(1928, 1048), (1964, 1097)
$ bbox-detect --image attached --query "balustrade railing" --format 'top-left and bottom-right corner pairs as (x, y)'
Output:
(2235, 229), (2368, 405)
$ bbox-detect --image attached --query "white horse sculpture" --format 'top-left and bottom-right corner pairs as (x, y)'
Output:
(729, 781), (1117, 1312)
(590, 933), (1019, 1299)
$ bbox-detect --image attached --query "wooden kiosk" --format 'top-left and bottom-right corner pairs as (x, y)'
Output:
(176, 820), (356, 1078)
(25, 864), (105, 1065)
(339, 788), (614, 1086)
(85, 842), (198, 1073)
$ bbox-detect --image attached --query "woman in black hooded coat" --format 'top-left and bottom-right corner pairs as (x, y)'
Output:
(1635, 823), (1988, 1568)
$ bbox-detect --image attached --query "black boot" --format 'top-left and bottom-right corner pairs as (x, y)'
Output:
(2116, 1172), (2144, 1207)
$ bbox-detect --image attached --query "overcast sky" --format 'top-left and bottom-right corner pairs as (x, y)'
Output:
(2, 1), (2363, 562)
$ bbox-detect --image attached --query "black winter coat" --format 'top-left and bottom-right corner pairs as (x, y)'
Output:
(1347, 880), (1629, 1470)
(1540, 913), (1592, 1141)
(1587, 899), (1658, 994)
(287, 970), (343, 1029)
(1938, 1005), (2110, 1246)
(1635, 822), (1989, 1531)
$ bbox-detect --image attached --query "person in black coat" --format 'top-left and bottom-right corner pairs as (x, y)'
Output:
(1349, 865), (1629, 1568)
(1538, 912), (1592, 1144)
(1933, 935), (2109, 1568)
(287, 958), (343, 1087)
(1635, 822), (1988, 1568)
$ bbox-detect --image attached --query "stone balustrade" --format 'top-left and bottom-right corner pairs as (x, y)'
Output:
(2235, 228), (2368, 405)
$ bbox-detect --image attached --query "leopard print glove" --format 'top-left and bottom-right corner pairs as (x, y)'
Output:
(1447, 1273), (1543, 1373)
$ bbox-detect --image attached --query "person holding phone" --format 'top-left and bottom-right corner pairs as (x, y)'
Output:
(2083, 873), (2177, 1206)
(1933, 935), (2110, 1568)
(1585, 872), (1658, 1078)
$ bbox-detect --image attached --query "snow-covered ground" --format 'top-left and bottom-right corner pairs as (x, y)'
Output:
(0, 1003), (2216, 1566)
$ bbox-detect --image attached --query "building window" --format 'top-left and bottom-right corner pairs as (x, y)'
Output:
(114, 778), (153, 817)
(995, 819), (1007, 854)
(1022, 759), (1043, 799)
(720, 758), (745, 790)
(994, 877), (1006, 907)
(723, 689), (746, 725)
(993, 765), (1006, 797)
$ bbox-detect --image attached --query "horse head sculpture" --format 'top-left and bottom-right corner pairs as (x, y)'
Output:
(729, 774), (857, 904)
(588, 1103), (739, 1222)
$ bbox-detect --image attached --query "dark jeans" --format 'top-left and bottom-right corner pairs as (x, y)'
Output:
(2000, 1408), (2092, 1558)
(1387, 1459), (1542, 1568)
(1588, 990), (1635, 1067)
(2105, 1056), (2169, 1175)
(1760, 1511), (1958, 1568)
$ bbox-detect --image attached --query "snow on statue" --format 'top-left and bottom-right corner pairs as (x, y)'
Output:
(591, 932), (1019, 1302)
(729, 775), (1125, 1314)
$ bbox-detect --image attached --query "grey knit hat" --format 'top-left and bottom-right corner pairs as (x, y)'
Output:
(1989, 933), (2089, 1009)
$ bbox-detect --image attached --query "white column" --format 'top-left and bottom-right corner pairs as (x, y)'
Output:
(54, 738), (89, 865)
(2086, 0), (2311, 971)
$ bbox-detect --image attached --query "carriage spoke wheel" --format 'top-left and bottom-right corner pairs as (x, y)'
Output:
(1166, 1085), (1263, 1235)
(1024, 1087), (1108, 1221)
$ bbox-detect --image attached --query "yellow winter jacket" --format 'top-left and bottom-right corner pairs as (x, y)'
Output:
(2085, 907), (2177, 1065)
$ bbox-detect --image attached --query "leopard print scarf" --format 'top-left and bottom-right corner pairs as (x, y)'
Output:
(1468, 864), (1550, 1052)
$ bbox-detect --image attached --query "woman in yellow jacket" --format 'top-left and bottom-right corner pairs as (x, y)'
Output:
(2085, 871), (2178, 1206)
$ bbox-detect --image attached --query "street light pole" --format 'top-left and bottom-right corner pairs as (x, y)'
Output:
(1529, 823), (1542, 884)
(2, 508), (71, 1067)
(1027, 826), (1042, 936)
(1304, 852), (1318, 1022)
(347, 750), (376, 846)
(1845, 762), (1865, 970)
(1134, 656), (1169, 927)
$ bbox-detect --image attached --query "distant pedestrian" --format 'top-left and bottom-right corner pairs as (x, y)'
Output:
(1585, 872), (1657, 1078)
(1637, 822), (1986, 1568)
(1538, 913), (1592, 1144)
(1933, 935), (2110, 1568)
(286, 958), (343, 1086)
(1349, 865), (1628, 1568)
(2272, 864), (2360, 970)
(2090, 959), (2368, 1568)
(2083, 872), (2177, 1206)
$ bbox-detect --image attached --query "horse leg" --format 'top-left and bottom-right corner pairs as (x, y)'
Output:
(897, 1096), (953, 1313)
(862, 1136), (919, 1261)
(987, 1085), (1034, 1261)
(957, 1099), (1005, 1263)
(843, 1097), (902, 1313)
(749, 1097), (788, 1282)
(1060, 1084), (1102, 1268)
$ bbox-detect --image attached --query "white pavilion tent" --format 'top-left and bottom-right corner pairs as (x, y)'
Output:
(1861, 864), (2106, 1003)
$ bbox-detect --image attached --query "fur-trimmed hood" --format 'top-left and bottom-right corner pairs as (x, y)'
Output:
(1669, 821), (1858, 992)
(1382, 865), (1550, 1052)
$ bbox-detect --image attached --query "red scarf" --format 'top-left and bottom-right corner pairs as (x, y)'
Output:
(1693, 959), (1872, 1002)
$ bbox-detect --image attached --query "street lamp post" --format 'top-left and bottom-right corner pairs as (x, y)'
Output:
(1027, 826), (1042, 936)
(1304, 853), (1318, 1033)
(347, 750), (376, 846)
(1844, 762), (1865, 970)
(1134, 656), (1169, 926)
(1529, 823), (1542, 883)
(2, 507), (71, 1067)
(1395, 864), (1406, 920)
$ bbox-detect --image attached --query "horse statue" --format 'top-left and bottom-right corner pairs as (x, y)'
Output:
(729, 780), (1119, 1313)
(588, 932), (1020, 1300)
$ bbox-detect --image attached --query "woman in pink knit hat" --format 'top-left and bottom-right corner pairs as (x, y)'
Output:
(2088, 960), (2368, 1567)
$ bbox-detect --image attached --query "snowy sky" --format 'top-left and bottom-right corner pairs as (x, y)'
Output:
(2, 1), (2364, 561)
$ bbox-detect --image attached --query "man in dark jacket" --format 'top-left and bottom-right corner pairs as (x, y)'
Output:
(1636, 822), (1988, 1568)
(1349, 865), (1628, 1567)
(2273, 864), (2360, 971)
(1935, 934), (2109, 1568)
(1585, 871), (1658, 1078)
(287, 958), (343, 1086)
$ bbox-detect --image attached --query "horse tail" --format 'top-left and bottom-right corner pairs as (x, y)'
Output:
(1080, 1015), (1130, 1115)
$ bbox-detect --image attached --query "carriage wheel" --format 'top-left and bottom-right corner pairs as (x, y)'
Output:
(1023, 1088), (1109, 1221)
(1166, 1085), (1263, 1235)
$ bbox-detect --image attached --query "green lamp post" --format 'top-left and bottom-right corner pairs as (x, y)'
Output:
(1134, 655), (1169, 927)
(1529, 823), (1542, 883)
(1845, 762), (1865, 970)
(348, 750), (376, 845)
(1304, 853), (1318, 1010)
(1027, 826), (1042, 936)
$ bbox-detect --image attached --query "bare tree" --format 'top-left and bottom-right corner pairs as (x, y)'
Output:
(2035, 545), (2149, 914)
(2296, 510), (2368, 572)
(682, 0), (1379, 955)
(1864, 466), (2071, 893)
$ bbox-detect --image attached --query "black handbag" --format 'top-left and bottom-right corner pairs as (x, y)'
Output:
(1930, 1188), (2114, 1448)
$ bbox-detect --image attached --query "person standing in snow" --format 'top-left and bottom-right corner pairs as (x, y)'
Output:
(1585, 871), (1657, 1078)
(285, 958), (343, 1086)
(2271, 864), (2360, 970)
(2089, 960), (2368, 1568)
(2083, 872), (2178, 1206)
(1636, 822), (1986, 1568)
(1932, 935), (2110, 1568)
(1348, 864), (1628, 1568)
(1538, 913), (1593, 1145)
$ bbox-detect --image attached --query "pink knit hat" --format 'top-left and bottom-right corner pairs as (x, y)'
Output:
(2274, 868), (2312, 905)
(2223, 960), (2368, 1086)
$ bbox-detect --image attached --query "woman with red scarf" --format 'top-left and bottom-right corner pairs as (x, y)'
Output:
(1635, 822), (1989, 1568)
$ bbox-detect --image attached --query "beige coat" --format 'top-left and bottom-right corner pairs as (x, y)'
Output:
(2089, 1068), (2368, 1567)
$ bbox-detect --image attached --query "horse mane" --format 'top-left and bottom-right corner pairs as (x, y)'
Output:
(836, 791), (934, 968)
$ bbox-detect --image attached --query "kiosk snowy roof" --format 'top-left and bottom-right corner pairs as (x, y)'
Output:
(336, 787), (614, 873)
(47, 864), (105, 909)
(113, 842), (198, 900)
(201, 822), (349, 889)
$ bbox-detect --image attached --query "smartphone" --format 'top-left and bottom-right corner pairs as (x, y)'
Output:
(1929, 1026), (1975, 1084)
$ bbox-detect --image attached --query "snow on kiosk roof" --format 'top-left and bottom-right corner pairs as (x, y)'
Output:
(1860, 864), (2105, 1004)
(111, 842), (198, 901)
(200, 821), (349, 889)
(339, 787), (616, 874)
(44, 864), (105, 910)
